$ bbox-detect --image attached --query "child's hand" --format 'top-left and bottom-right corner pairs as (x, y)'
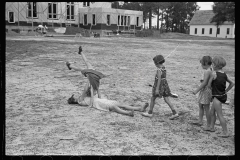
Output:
(66, 61), (71, 70)
(78, 46), (82, 55)
(192, 90), (197, 95)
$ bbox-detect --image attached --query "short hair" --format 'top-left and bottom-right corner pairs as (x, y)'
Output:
(158, 59), (165, 64)
(68, 94), (78, 104)
(153, 55), (165, 64)
(212, 56), (226, 69)
(200, 56), (212, 66)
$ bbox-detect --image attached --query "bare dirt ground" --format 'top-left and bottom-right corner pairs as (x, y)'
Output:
(6, 34), (235, 155)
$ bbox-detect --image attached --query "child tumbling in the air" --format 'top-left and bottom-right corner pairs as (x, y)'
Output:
(192, 56), (213, 129)
(141, 55), (179, 120)
(206, 56), (234, 137)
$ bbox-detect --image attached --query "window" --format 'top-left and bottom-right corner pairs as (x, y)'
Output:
(118, 15), (120, 26)
(202, 28), (204, 34)
(92, 14), (96, 25)
(67, 2), (74, 20)
(84, 14), (87, 25)
(217, 28), (220, 34)
(128, 16), (130, 26)
(209, 28), (212, 34)
(124, 16), (127, 26)
(83, 2), (90, 7)
(195, 28), (197, 34)
(227, 28), (230, 35)
(8, 11), (15, 23)
(27, 2), (37, 18)
(107, 14), (110, 26)
(48, 3), (57, 19)
(136, 17), (139, 26)
(121, 15), (124, 26)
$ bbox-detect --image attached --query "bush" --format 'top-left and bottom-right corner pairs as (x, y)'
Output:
(135, 29), (154, 37)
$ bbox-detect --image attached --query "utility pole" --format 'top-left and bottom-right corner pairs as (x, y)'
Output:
(18, 2), (19, 28)
(31, 2), (33, 32)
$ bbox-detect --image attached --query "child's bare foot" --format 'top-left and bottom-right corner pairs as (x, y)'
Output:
(141, 112), (153, 118)
(78, 46), (82, 54)
(140, 103), (149, 112)
(169, 113), (179, 120)
(217, 133), (230, 138)
(218, 134), (230, 138)
(129, 110), (134, 117)
(191, 121), (203, 126)
(202, 127), (215, 132)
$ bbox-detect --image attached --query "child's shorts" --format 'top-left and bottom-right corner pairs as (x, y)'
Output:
(212, 94), (227, 103)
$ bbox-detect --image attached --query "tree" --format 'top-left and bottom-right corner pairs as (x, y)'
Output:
(152, 2), (170, 30)
(162, 2), (199, 33)
(211, 2), (235, 37)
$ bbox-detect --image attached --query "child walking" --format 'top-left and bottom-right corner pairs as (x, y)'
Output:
(192, 56), (213, 129)
(205, 56), (234, 137)
(141, 55), (179, 120)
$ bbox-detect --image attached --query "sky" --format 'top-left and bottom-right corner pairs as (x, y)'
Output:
(197, 2), (214, 10)
(146, 2), (214, 28)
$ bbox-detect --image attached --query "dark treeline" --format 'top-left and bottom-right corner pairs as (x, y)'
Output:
(111, 2), (199, 33)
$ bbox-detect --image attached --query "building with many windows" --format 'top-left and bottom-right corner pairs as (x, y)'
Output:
(5, 2), (143, 32)
(189, 10), (235, 38)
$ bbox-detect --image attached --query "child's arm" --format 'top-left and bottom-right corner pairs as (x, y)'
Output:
(225, 75), (235, 94)
(206, 71), (215, 88)
(78, 82), (89, 106)
(89, 85), (94, 108)
(155, 70), (162, 95)
(97, 88), (102, 98)
(193, 70), (211, 95)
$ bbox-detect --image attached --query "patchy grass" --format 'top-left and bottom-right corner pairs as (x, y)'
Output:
(6, 33), (235, 155)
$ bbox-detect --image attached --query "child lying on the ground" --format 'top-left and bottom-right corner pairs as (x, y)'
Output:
(68, 80), (145, 117)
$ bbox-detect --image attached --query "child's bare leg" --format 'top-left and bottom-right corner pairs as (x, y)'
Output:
(213, 98), (229, 137)
(205, 102), (216, 132)
(80, 52), (94, 69)
(164, 97), (177, 115)
(70, 64), (84, 71)
(203, 104), (211, 128)
(148, 96), (157, 114)
(110, 106), (134, 117)
(118, 104), (143, 111)
(66, 62), (84, 71)
(192, 103), (204, 126)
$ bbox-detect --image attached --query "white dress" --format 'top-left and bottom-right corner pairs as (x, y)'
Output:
(81, 96), (119, 112)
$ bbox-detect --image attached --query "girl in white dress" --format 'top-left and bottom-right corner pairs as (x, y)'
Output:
(69, 80), (145, 117)
(67, 46), (145, 116)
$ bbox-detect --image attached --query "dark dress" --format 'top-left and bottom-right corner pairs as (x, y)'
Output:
(152, 66), (171, 98)
(211, 71), (227, 103)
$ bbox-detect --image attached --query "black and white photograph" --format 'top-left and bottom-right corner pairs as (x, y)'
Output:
(5, 2), (235, 156)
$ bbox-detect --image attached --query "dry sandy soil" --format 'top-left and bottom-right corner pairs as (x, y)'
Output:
(5, 33), (235, 155)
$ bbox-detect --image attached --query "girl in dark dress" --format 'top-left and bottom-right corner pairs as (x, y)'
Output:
(142, 55), (179, 120)
(205, 56), (234, 138)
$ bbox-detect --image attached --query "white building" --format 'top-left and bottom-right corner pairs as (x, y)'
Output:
(5, 2), (143, 32)
(189, 10), (235, 38)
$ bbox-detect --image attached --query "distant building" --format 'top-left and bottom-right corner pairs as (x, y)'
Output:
(6, 2), (143, 32)
(189, 10), (235, 38)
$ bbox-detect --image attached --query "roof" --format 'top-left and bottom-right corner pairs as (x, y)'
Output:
(189, 10), (234, 25)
